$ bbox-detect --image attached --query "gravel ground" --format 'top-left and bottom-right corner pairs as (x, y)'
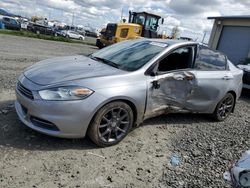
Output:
(0, 34), (249, 188)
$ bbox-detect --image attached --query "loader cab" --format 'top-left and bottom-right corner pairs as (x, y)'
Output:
(129, 11), (163, 38)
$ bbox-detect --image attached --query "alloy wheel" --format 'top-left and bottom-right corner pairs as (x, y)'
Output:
(98, 107), (130, 143)
(217, 95), (234, 119)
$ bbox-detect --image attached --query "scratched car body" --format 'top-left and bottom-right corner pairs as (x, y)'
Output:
(15, 39), (243, 147)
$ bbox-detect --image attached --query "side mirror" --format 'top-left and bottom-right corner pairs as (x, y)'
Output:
(161, 18), (164, 25)
(150, 71), (157, 77)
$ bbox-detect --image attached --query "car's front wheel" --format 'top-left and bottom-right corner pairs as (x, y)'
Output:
(88, 101), (134, 147)
(212, 93), (235, 121)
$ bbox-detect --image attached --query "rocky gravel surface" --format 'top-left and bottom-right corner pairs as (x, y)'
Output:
(0, 35), (249, 187)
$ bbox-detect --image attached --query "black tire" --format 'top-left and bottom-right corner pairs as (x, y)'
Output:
(212, 93), (235, 121)
(79, 37), (83, 40)
(88, 101), (134, 147)
(96, 39), (104, 49)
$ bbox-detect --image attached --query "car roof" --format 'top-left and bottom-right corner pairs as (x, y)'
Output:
(0, 15), (17, 19)
(140, 38), (198, 48)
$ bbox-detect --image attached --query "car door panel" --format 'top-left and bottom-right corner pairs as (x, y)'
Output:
(186, 70), (233, 113)
(144, 44), (232, 119)
(145, 70), (198, 118)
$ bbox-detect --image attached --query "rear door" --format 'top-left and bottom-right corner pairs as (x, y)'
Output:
(3, 17), (10, 28)
(189, 45), (232, 113)
(72, 31), (78, 39)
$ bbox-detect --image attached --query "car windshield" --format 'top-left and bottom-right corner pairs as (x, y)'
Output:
(91, 40), (167, 71)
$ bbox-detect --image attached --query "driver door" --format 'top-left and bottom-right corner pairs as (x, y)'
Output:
(145, 45), (198, 118)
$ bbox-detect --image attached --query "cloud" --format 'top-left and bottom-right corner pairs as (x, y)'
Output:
(0, 0), (249, 42)
(168, 0), (221, 16)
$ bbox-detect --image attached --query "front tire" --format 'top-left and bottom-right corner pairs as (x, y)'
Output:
(96, 39), (104, 49)
(88, 101), (134, 147)
(212, 93), (235, 121)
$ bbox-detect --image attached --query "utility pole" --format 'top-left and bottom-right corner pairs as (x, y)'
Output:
(121, 7), (123, 22)
(71, 12), (75, 26)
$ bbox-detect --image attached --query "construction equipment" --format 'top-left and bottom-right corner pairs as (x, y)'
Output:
(96, 11), (164, 48)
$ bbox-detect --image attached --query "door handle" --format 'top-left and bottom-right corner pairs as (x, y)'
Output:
(185, 75), (194, 81)
(222, 76), (233, 80)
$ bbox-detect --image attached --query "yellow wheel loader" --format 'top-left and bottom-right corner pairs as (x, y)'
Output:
(96, 11), (164, 48)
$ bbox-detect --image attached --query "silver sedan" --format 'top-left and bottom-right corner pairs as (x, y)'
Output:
(15, 39), (243, 147)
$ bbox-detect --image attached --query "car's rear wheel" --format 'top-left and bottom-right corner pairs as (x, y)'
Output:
(212, 93), (235, 121)
(88, 101), (134, 147)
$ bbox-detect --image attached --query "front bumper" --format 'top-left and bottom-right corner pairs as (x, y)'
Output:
(15, 78), (104, 138)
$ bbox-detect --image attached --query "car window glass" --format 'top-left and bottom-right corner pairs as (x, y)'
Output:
(10, 19), (17, 24)
(157, 47), (193, 72)
(3, 17), (10, 22)
(92, 40), (166, 71)
(194, 46), (226, 70)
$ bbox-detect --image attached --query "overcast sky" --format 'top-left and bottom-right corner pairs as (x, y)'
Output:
(1, 0), (250, 42)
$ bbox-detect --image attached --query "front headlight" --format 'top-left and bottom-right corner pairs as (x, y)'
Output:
(38, 86), (94, 101)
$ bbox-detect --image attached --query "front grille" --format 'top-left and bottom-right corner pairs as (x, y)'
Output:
(243, 70), (250, 85)
(30, 116), (59, 131)
(17, 82), (34, 100)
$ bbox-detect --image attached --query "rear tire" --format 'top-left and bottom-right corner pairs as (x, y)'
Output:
(212, 93), (235, 121)
(88, 101), (134, 147)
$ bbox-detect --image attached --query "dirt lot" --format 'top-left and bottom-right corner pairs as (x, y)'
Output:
(0, 35), (249, 188)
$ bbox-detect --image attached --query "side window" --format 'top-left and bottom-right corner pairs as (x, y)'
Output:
(157, 46), (193, 73)
(134, 15), (145, 25)
(3, 17), (10, 22)
(194, 46), (226, 70)
(10, 19), (17, 25)
(145, 16), (158, 31)
(120, 28), (128, 38)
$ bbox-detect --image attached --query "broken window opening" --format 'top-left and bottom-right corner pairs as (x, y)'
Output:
(157, 47), (193, 73)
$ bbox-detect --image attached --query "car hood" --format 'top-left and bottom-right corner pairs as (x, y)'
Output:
(24, 55), (124, 85)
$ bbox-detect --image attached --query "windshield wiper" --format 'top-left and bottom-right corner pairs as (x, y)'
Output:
(90, 55), (119, 69)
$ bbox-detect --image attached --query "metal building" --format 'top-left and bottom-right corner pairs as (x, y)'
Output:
(208, 15), (250, 65)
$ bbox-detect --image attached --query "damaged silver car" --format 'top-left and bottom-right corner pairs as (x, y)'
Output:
(15, 39), (243, 147)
